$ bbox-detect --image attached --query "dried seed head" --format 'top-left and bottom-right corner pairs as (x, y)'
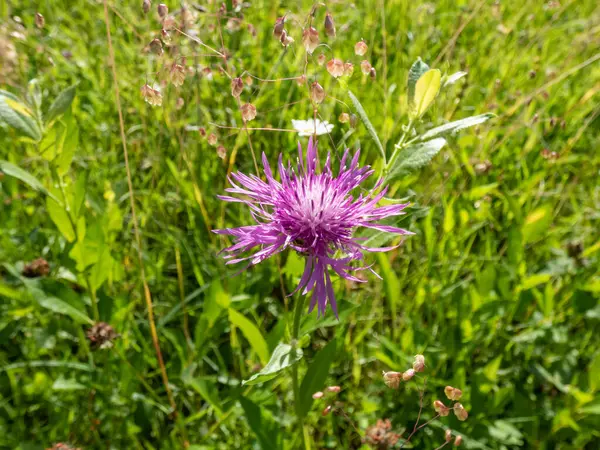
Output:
(302, 27), (319, 54)
(453, 403), (468, 421)
(157, 3), (168, 18)
(445, 429), (453, 442)
(22, 258), (50, 278)
(402, 368), (415, 381)
(161, 28), (171, 43)
(322, 405), (332, 416)
(326, 386), (341, 393)
(312, 391), (324, 399)
(344, 62), (354, 76)
(355, 40), (368, 56)
(310, 81), (325, 104)
(454, 436), (463, 447)
(142, 0), (151, 14)
(207, 133), (218, 145)
(326, 58), (344, 78)
(35, 13), (45, 29)
(231, 77), (244, 97)
(199, 127), (206, 137)
(360, 60), (372, 75)
(382, 371), (402, 389)
(444, 386), (462, 401)
(273, 16), (285, 38)
(369, 67), (376, 79)
(217, 145), (227, 160)
(141, 84), (163, 106)
(280, 30), (294, 47)
(349, 114), (358, 128)
(162, 15), (176, 30)
(324, 13), (336, 37)
(170, 64), (186, 87)
(339, 112), (350, 123)
(413, 354), (425, 372)
(176, 97), (184, 110)
(433, 400), (450, 416)
(317, 53), (326, 66)
(296, 74), (306, 86)
(87, 322), (119, 350)
(149, 38), (163, 55)
(241, 103), (257, 121)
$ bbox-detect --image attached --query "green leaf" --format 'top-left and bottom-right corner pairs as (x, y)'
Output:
(35, 292), (93, 325)
(239, 396), (279, 450)
(46, 195), (76, 242)
(411, 69), (441, 119)
(378, 254), (400, 322)
(386, 138), (447, 181)
(419, 113), (495, 141)
(0, 92), (42, 141)
(228, 309), (270, 365)
(0, 160), (59, 202)
(56, 120), (79, 175)
(90, 247), (114, 291)
(407, 58), (430, 109)
(443, 71), (468, 87)
(52, 377), (86, 391)
(181, 370), (224, 417)
(522, 205), (552, 244)
(298, 338), (337, 417)
(348, 91), (386, 161)
(45, 84), (78, 125)
(242, 343), (303, 385)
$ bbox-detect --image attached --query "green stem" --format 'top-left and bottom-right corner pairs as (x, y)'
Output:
(291, 295), (306, 448)
(384, 119), (415, 177)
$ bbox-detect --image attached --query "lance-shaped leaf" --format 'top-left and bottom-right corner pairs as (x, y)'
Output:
(0, 91), (42, 141)
(45, 84), (78, 125)
(407, 58), (430, 109)
(242, 343), (303, 385)
(410, 69), (441, 119)
(386, 138), (447, 182)
(419, 113), (495, 141)
(348, 90), (386, 161)
(0, 160), (59, 202)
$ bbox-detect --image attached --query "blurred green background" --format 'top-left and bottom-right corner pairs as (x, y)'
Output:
(1, 0), (599, 449)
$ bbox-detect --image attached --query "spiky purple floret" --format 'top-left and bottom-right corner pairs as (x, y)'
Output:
(213, 138), (412, 317)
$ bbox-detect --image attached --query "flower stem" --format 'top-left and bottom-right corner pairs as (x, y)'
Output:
(383, 119), (414, 177)
(291, 295), (306, 448)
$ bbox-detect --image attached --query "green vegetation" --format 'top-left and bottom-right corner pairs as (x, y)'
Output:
(1, 0), (599, 449)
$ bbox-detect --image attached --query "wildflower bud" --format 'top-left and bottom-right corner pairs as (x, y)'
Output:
(161, 28), (171, 43)
(231, 77), (244, 97)
(157, 3), (168, 18)
(369, 67), (376, 79)
(444, 386), (462, 401)
(326, 386), (341, 393)
(170, 64), (186, 87)
(22, 258), (50, 278)
(344, 62), (354, 76)
(339, 113), (350, 123)
(142, 0), (151, 14)
(382, 371), (402, 389)
(453, 403), (468, 421)
(324, 13), (336, 37)
(241, 103), (257, 121)
(35, 13), (45, 29)
(207, 133), (217, 145)
(312, 391), (324, 399)
(322, 405), (332, 416)
(454, 436), (463, 447)
(529, 70), (536, 79)
(302, 27), (319, 54)
(349, 114), (358, 128)
(433, 400), (450, 417)
(310, 81), (325, 104)
(355, 40), (368, 56)
(217, 145), (227, 160)
(413, 354), (425, 372)
(273, 16), (285, 38)
(317, 53), (326, 66)
(149, 38), (163, 55)
(402, 369), (415, 381)
(296, 74), (306, 86)
(445, 429), (452, 442)
(326, 58), (344, 78)
(87, 322), (119, 350)
(360, 60), (372, 75)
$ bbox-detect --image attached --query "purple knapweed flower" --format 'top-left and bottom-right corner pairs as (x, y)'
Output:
(213, 138), (412, 317)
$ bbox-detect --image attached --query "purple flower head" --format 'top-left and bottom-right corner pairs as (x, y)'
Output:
(213, 138), (412, 317)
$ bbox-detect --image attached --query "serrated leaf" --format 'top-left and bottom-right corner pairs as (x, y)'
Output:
(45, 84), (78, 125)
(298, 338), (337, 417)
(411, 69), (441, 119)
(443, 71), (468, 86)
(0, 93), (42, 141)
(348, 91), (386, 161)
(386, 138), (447, 181)
(242, 343), (303, 385)
(0, 160), (59, 202)
(228, 308), (270, 365)
(419, 113), (495, 141)
(407, 58), (430, 109)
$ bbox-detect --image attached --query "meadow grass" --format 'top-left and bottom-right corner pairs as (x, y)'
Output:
(1, 0), (599, 448)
